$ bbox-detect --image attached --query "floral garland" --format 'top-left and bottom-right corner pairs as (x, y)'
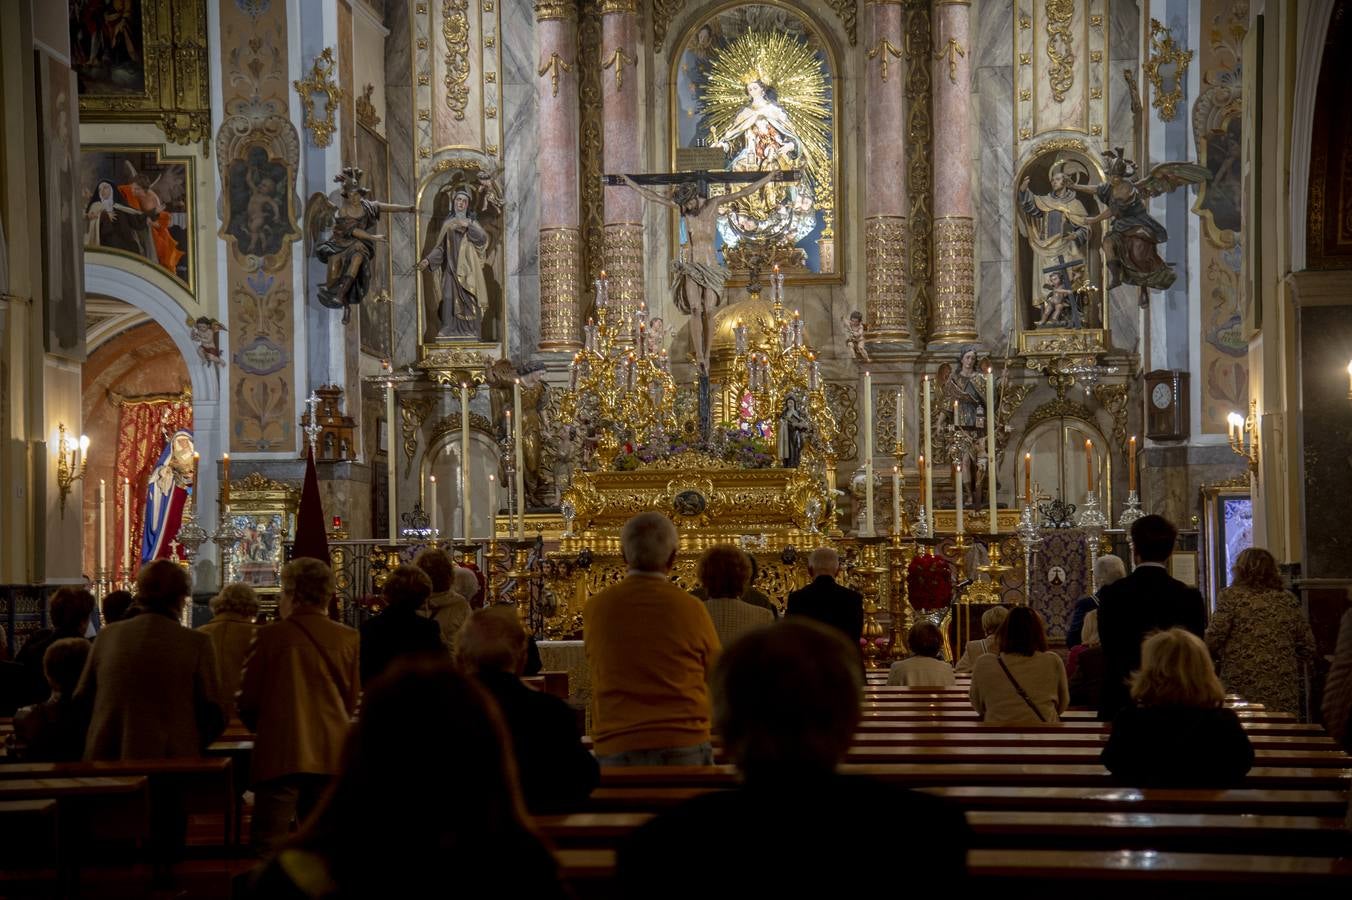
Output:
(612, 425), (775, 471)
(907, 552), (954, 610)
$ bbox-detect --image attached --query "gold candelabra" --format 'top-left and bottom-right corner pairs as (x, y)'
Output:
(851, 536), (890, 670)
(887, 535), (917, 660)
(55, 423), (89, 517)
(560, 273), (678, 464)
(726, 272), (838, 465)
(1226, 399), (1259, 473)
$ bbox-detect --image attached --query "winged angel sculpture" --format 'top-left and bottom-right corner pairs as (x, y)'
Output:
(304, 166), (416, 325)
(1072, 148), (1210, 296)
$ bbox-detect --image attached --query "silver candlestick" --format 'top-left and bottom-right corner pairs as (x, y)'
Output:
(1017, 503), (1043, 605)
(1117, 489), (1144, 530)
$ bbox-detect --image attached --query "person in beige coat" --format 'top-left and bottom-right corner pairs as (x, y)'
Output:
(969, 607), (1069, 724)
(196, 583), (259, 724)
(77, 560), (225, 761)
(237, 558), (360, 855)
(414, 547), (471, 651)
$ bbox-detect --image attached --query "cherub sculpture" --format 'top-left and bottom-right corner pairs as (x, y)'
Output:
(1070, 148), (1210, 294)
(305, 166), (416, 324)
(187, 315), (226, 370)
(843, 310), (870, 362)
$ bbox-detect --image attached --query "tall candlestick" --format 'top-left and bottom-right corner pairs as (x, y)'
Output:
(1085, 439), (1094, 495)
(222, 453), (230, 510)
(918, 455), (926, 500)
(513, 380), (526, 540)
(862, 371), (875, 536)
(98, 479), (107, 577)
(1128, 435), (1137, 492)
(894, 390), (904, 451)
(1024, 452), (1032, 505)
(387, 380), (398, 544)
(191, 452), (200, 511)
(488, 475), (498, 539)
(954, 461), (964, 533)
(923, 376), (933, 533)
(122, 477), (130, 581)
(986, 366), (997, 534)
(892, 465), (901, 535)
(460, 383), (472, 541)
(428, 475), (438, 538)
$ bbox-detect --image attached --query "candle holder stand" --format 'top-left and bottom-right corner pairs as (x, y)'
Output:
(853, 536), (889, 669)
(1016, 503), (1043, 606)
(1076, 491), (1109, 593)
(1117, 489), (1144, 531)
(886, 536), (917, 660)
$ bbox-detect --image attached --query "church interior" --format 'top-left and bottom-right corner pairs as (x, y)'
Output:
(2, 0), (1352, 894)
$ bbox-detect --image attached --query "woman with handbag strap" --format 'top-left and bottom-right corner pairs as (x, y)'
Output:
(969, 607), (1068, 724)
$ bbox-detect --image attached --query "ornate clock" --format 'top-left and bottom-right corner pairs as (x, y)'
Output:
(1144, 370), (1189, 441)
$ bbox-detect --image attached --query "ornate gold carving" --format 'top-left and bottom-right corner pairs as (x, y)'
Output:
(416, 347), (495, 386)
(931, 217), (976, 341)
(1089, 50), (1102, 63)
(1031, 137), (1088, 155)
(1092, 383), (1130, 457)
(599, 0), (636, 12)
(868, 39), (904, 83)
(1019, 127), (1032, 140)
(827, 0), (860, 46)
(904, 0), (933, 345)
(1089, 124), (1102, 135)
(75, 0), (212, 149)
(356, 84), (382, 129)
(1045, 0), (1075, 103)
(935, 38), (966, 84)
(1026, 396), (1096, 431)
(578, 0), (606, 292)
(995, 383), (1033, 452)
(1020, 15), (1031, 29)
(432, 157), (483, 173)
(1089, 87), (1102, 100)
(539, 52), (573, 97)
(485, 106), (498, 118)
(485, 72), (496, 83)
(602, 48), (636, 92)
(400, 396), (435, 475)
(534, 0), (576, 20)
(539, 227), (583, 350)
(1020, 89), (1032, 101)
(443, 0), (471, 121)
(602, 224), (644, 326)
(429, 412), (496, 447)
(1144, 18), (1193, 123)
(231, 472), (296, 496)
(1019, 53), (1032, 66)
(826, 382), (860, 462)
(294, 48), (343, 148)
(653, 0), (687, 50)
(865, 217), (909, 341)
(1017, 329), (1110, 359)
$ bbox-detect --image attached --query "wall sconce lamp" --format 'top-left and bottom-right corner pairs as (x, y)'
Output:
(56, 423), (89, 517)
(1226, 400), (1258, 474)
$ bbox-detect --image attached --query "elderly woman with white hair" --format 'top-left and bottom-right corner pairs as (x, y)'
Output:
(955, 605), (1010, 674)
(1066, 554), (1127, 649)
(197, 582), (260, 723)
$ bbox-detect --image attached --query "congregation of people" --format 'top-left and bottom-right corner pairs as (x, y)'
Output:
(0, 510), (1350, 896)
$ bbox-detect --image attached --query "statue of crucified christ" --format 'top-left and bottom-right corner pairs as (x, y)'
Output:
(604, 168), (796, 375)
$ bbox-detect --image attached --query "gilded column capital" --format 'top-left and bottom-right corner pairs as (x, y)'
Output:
(599, 0), (637, 14)
(930, 216), (977, 343)
(534, 0), (577, 22)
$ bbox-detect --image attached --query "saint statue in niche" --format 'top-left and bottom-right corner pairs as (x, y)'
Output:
(936, 348), (988, 508)
(1018, 157), (1093, 328)
(418, 169), (503, 342)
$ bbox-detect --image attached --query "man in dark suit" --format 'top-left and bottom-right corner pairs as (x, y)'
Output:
(786, 548), (863, 649)
(1096, 515), (1207, 719)
(359, 564), (447, 686)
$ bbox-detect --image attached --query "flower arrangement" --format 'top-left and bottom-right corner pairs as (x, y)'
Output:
(907, 552), (954, 611)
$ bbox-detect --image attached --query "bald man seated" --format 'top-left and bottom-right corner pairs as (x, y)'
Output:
(786, 548), (864, 653)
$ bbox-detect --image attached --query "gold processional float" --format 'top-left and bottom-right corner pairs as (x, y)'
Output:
(521, 269), (1023, 667)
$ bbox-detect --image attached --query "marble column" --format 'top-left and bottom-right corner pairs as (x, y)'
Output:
(536, 1), (583, 351)
(930, 0), (977, 343)
(865, 0), (909, 349)
(601, 0), (643, 332)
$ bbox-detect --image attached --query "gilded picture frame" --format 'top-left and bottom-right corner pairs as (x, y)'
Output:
(70, 0), (212, 148)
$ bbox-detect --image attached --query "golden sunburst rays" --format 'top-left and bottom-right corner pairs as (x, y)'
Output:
(701, 29), (832, 193)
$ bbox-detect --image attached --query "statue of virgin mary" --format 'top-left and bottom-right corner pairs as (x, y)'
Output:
(141, 430), (195, 564)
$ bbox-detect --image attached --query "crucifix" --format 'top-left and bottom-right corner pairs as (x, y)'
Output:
(304, 391), (323, 457)
(603, 167), (797, 439)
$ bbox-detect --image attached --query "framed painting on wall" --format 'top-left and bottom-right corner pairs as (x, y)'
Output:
(36, 50), (85, 360)
(80, 145), (194, 291)
(1200, 480), (1253, 609)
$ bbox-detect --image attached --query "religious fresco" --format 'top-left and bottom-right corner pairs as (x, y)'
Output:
(217, 0), (299, 453)
(672, 4), (838, 277)
(80, 146), (193, 289)
(69, 0), (146, 95)
(1194, 0), (1248, 435)
(416, 163), (504, 345)
(37, 51), (85, 361)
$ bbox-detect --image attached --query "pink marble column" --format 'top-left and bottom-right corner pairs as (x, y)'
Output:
(931, 0), (976, 343)
(536, 1), (582, 351)
(600, 0), (643, 332)
(865, 0), (908, 348)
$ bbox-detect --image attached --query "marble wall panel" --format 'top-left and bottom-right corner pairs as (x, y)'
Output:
(974, 0), (1015, 70)
(385, 0), (418, 369)
(975, 15), (1015, 349)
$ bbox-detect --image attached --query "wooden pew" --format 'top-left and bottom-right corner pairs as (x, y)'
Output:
(837, 745), (1352, 768)
(0, 777), (151, 847)
(846, 730), (1341, 751)
(0, 759), (236, 845)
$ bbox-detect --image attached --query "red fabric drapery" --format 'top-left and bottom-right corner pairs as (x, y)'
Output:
(113, 397), (192, 585)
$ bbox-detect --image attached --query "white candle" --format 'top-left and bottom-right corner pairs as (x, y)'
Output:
(222, 453), (230, 510)
(892, 466), (901, 536)
(386, 379), (397, 544)
(98, 479), (107, 577)
(488, 475), (498, 540)
(955, 460), (964, 534)
(460, 383), (472, 542)
(122, 477), (130, 581)
(428, 475), (438, 538)
(986, 366), (997, 534)
(895, 390), (904, 452)
(922, 376), (933, 533)
(513, 379), (526, 540)
(863, 371), (874, 536)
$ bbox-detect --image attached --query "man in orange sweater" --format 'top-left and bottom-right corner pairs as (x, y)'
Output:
(585, 511), (721, 766)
